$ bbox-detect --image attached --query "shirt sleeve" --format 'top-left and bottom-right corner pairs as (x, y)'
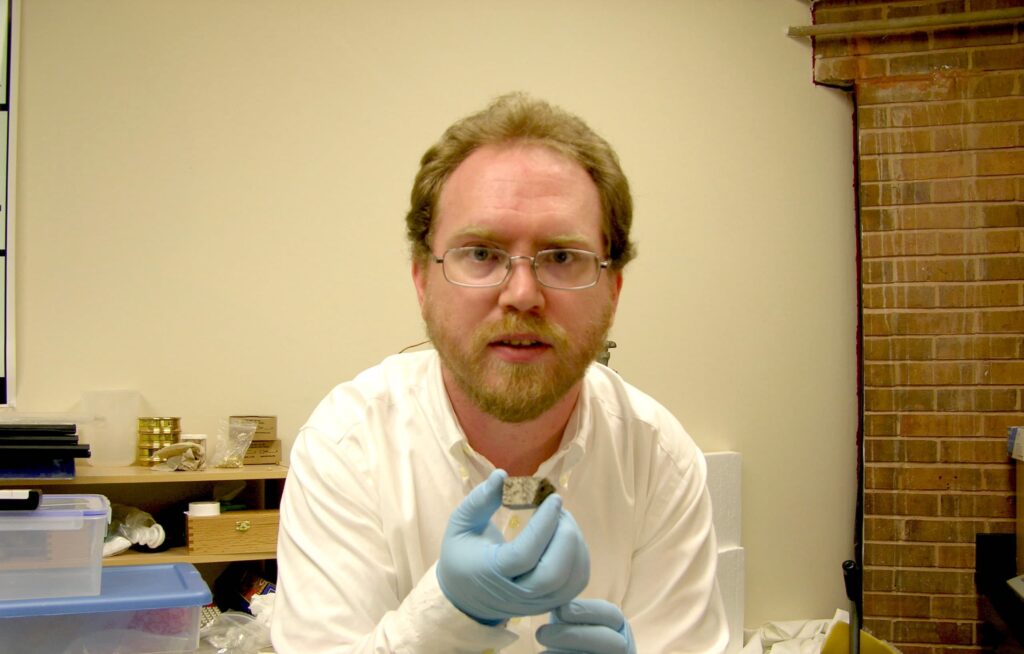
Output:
(623, 437), (730, 654)
(271, 426), (518, 654)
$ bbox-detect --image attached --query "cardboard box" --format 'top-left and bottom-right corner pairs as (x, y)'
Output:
(243, 439), (282, 465)
(187, 510), (279, 555)
(230, 415), (277, 441)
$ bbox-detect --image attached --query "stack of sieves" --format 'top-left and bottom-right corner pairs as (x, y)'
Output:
(136, 417), (181, 466)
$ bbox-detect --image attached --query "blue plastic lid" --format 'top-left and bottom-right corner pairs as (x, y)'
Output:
(0, 564), (212, 618)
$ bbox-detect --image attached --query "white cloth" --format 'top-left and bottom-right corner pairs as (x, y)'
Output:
(272, 350), (728, 654)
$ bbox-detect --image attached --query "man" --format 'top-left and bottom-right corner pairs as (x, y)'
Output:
(272, 93), (728, 653)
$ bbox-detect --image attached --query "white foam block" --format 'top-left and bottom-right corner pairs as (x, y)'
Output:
(717, 546), (746, 654)
(705, 451), (742, 549)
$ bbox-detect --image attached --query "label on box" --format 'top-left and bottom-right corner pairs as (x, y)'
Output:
(243, 439), (281, 465)
(230, 416), (277, 441)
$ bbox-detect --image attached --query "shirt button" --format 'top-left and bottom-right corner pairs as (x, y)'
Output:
(458, 465), (469, 482)
(507, 515), (521, 531)
(559, 474), (570, 488)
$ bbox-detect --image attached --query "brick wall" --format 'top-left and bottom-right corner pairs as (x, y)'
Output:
(809, 2), (1024, 652)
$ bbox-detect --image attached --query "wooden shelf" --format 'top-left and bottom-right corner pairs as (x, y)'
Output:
(103, 545), (277, 567)
(1, 464), (288, 486)
(3, 463), (287, 573)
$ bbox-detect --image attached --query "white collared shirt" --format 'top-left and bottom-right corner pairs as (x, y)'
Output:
(272, 350), (727, 654)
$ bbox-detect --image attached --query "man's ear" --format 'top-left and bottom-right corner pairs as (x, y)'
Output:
(412, 258), (428, 308)
(610, 269), (623, 311)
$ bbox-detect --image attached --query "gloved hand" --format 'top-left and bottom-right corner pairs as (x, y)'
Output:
(536, 599), (636, 654)
(436, 469), (590, 625)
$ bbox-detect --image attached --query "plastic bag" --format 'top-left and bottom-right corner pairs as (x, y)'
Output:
(207, 418), (256, 469)
(197, 611), (271, 654)
(197, 593), (273, 654)
(105, 503), (165, 551)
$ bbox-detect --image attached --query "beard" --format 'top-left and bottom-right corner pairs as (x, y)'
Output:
(424, 300), (613, 423)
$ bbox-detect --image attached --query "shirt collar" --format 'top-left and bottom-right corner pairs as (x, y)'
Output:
(427, 352), (592, 475)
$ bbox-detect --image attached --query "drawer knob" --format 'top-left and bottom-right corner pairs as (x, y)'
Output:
(235, 520), (252, 532)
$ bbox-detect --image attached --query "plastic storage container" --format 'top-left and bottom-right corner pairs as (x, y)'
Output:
(0, 494), (109, 600)
(0, 563), (212, 654)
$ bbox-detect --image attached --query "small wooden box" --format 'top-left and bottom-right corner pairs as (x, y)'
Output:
(186, 510), (279, 555)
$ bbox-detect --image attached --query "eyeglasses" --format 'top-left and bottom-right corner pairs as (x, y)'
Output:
(433, 246), (610, 290)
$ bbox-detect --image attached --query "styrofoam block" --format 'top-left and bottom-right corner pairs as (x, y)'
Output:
(717, 546), (746, 654)
(705, 451), (742, 549)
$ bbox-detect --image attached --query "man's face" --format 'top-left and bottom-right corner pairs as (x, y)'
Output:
(412, 142), (622, 423)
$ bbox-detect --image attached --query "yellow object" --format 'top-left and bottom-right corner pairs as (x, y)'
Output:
(822, 620), (901, 654)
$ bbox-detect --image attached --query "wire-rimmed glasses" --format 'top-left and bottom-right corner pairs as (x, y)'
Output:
(433, 246), (609, 290)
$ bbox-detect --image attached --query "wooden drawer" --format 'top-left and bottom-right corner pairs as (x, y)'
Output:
(187, 510), (279, 555)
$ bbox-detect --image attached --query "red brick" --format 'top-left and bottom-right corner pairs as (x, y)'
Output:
(866, 438), (939, 463)
(900, 413), (983, 437)
(971, 45), (1024, 72)
(865, 542), (937, 567)
(897, 567), (976, 593)
(866, 336), (937, 360)
(891, 101), (969, 128)
(977, 204), (1023, 228)
(975, 97), (1024, 122)
(814, 4), (887, 23)
(938, 490), (1014, 517)
(936, 441), (1010, 466)
(858, 71), (1019, 105)
(976, 309), (1024, 333)
(934, 335), (1022, 359)
(977, 257), (1024, 281)
(865, 387), (937, 411)
(864, 310), (973, 336)
(866, 413), (900, 435)
(930, 594), (981, 621)
(932, 123), (1024, 151)
(865, 592), (933, 617)
(816, 56), (888, 85)
(893, 466), (983, 492)
(892, 618), (974, 645)
(981, 359), (1024, 383)
(890, 52), (972, 77)
(982, 413), (1024, 436)
(865, 567), (897, 592)
(931, 25), (1017, 50)
(864, 285), (938, 309)
(937, 282), (1020, 308)
(935, 387), (1020, 411)
(976, 149), (1024, 175)
(935, 543), (975, 568)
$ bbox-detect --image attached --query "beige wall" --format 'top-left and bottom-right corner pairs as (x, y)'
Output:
(12, 0), (856, 627)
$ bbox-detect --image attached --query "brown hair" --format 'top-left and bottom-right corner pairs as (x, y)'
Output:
(405, 92), (636, 270)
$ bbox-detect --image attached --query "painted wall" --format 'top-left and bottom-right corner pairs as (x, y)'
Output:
(11, 0), (856, 627)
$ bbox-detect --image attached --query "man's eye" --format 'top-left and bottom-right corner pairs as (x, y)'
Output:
(548, 250), (574, 265)
(468, 247), (495, 262)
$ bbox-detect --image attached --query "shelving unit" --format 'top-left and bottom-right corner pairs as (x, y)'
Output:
(2, 464), (288, 568)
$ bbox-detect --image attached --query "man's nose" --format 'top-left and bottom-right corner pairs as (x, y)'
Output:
(498, 258), (545, 312)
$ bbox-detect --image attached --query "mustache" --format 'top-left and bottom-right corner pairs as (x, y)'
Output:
(474, 314), (569, 348)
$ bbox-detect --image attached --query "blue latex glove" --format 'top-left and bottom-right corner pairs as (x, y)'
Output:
(436, 469), (590, 625)
(536, 599), (636, 654)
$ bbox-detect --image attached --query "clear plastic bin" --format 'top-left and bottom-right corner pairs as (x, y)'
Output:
(0, 494), (109, 600)
(0, 563), (212, 654)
